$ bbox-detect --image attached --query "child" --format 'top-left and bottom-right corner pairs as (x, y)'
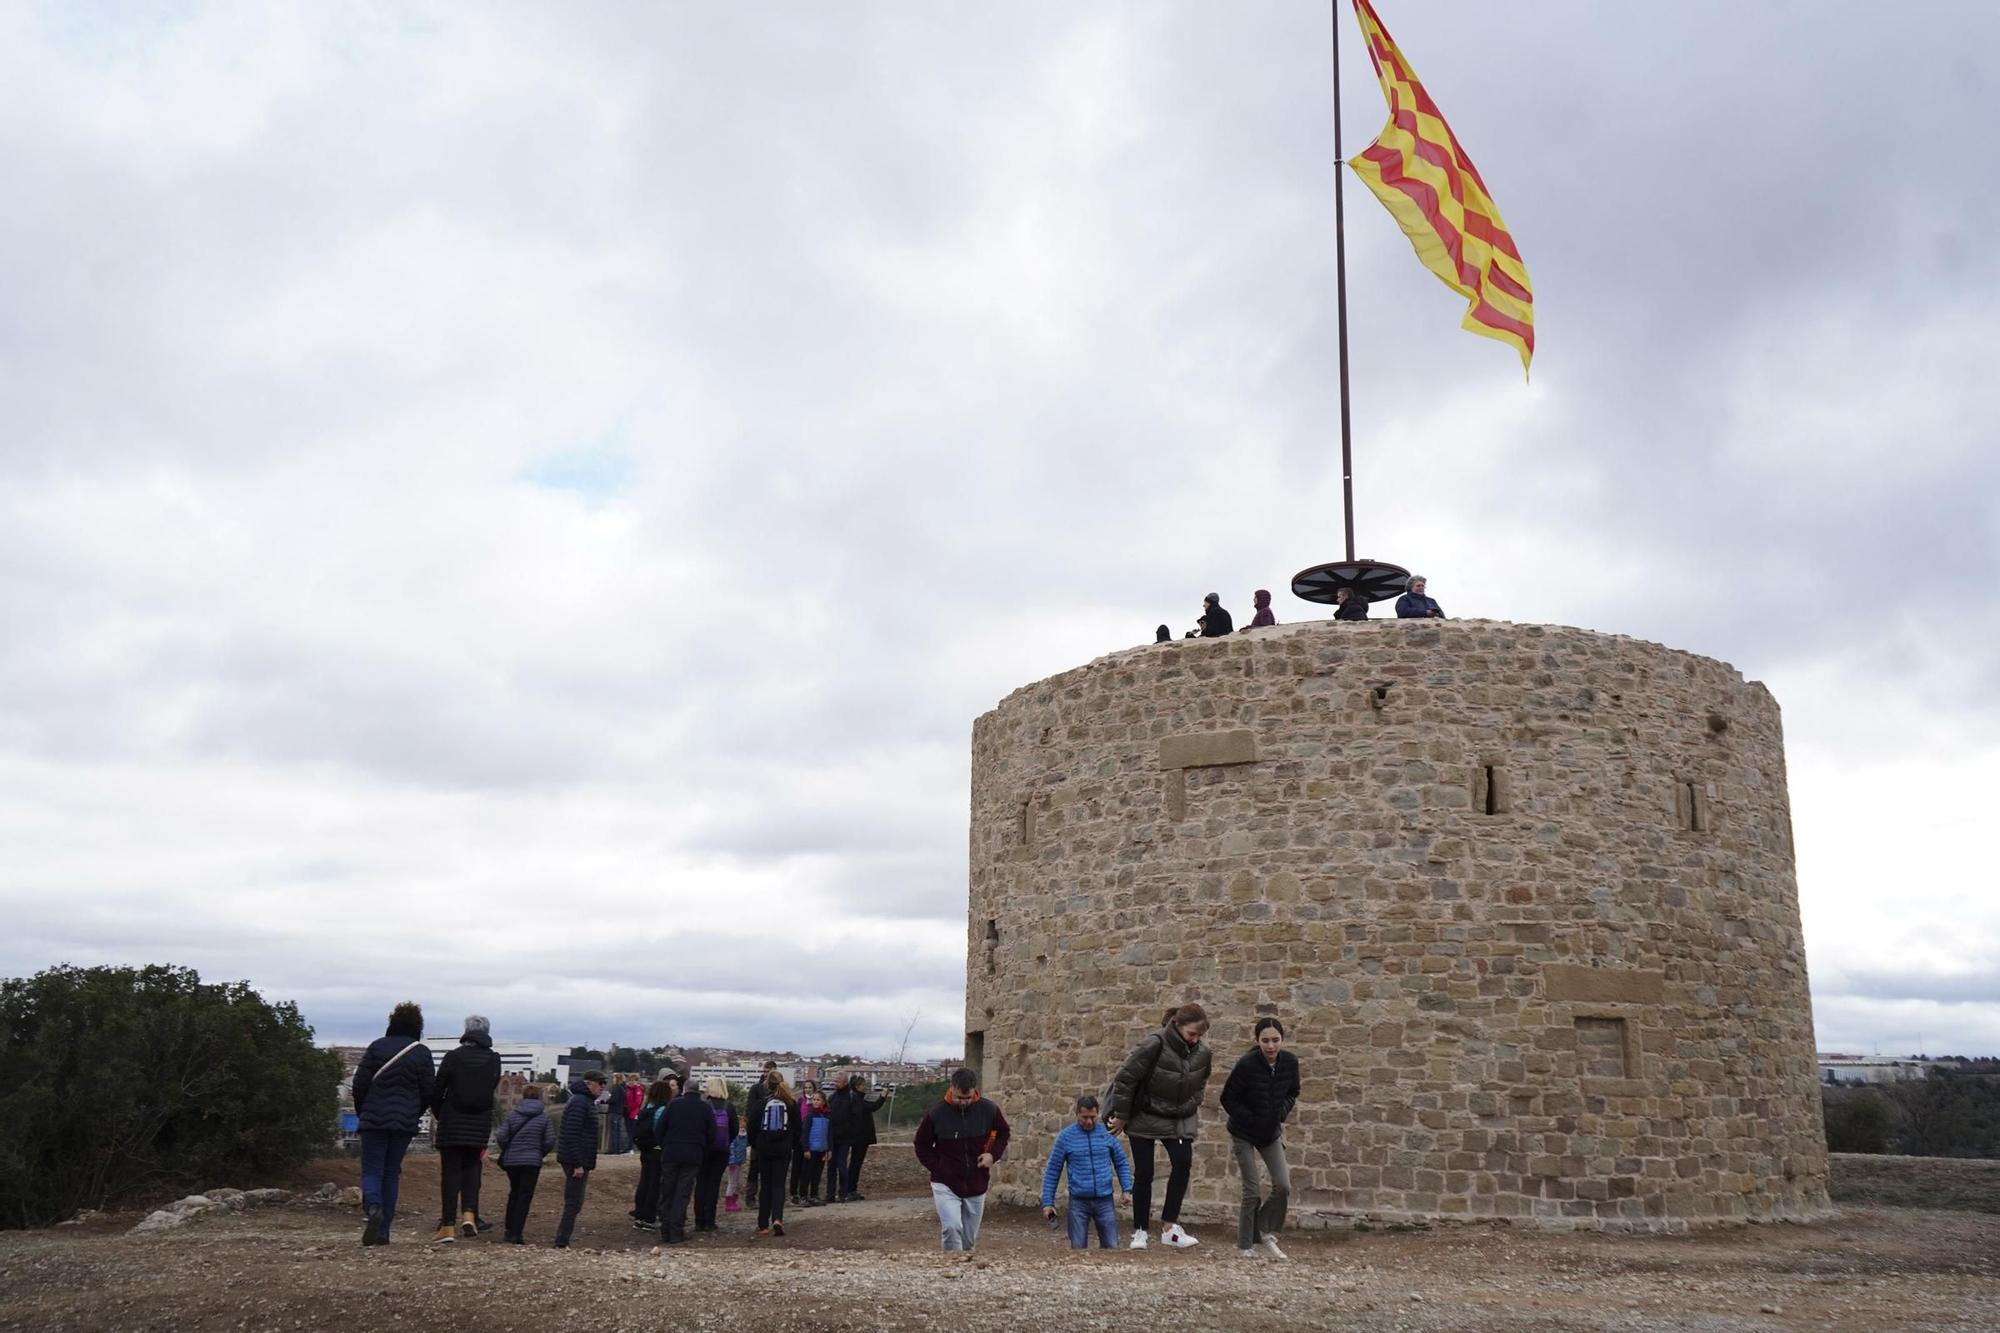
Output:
(725, 1126), (746, 1213)
(553, 1071), (605, 1248)
(494, 1084), (557, 1244)
(800, 1090), (833, 1204)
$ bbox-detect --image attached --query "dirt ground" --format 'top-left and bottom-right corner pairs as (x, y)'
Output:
(3, 1151), (1997, 1332)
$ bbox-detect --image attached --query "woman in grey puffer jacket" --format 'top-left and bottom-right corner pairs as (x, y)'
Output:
(1105, 1001), (1213, 1250)
(494, 1087), (557, 1243)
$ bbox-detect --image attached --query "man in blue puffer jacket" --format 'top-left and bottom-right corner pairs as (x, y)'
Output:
(552, 1072), (605, 1248)
(1040, 1094), (1132, 1249)
(351, 1001), (436, 1246)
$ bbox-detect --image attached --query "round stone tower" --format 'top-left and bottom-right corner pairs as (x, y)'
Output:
(966, 619), (1828, 1230)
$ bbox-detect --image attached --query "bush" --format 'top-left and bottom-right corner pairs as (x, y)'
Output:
(0, 964), (341, 1229)
(1823, 1086), (1897, 1153)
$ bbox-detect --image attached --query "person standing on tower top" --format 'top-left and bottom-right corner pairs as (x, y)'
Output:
(1395, 575), (1446, 619)
(1242, 589), (1276, 630)
(1197, 593), (1234, 637)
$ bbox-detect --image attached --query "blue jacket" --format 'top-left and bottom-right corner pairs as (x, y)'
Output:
(1040, 1121), (1132, 1206)
(806, 1110), (832, 1154)
(352, 1033), (436, 1135)
(557, 1078), (601, 1169)
(1394, 591), (1444, 619)
(495, 1098), (557, 1167)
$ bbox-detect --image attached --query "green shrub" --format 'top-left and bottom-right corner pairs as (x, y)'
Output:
(0, 964), (341, 1229)
(1822, 1086), (1897, 1153)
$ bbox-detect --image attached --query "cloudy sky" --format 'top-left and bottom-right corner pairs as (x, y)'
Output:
(3, 1), (1995, 1058)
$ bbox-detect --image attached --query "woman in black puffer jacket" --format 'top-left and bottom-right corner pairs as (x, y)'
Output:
(351, 1001), (435, 1246)
(1106, 1001), (1214, 1251)
(1219, 1016), (1302, 1259)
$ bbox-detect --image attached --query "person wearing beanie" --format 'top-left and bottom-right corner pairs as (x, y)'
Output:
(1198, 593), (1234, 637)
(430, 1015), (502, 1243)
(1243, 589), (1276, 630)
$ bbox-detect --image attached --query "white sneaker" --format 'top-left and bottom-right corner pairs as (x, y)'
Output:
(1161, 1222), (1199, 1248)
(1128, 1229), (1149, 1250)
(1257, 1234), (1289, 1261)
(1236, 1247), (1262, 1259)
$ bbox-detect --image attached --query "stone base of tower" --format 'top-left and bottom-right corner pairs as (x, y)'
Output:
(966, 619), (1831, 1231)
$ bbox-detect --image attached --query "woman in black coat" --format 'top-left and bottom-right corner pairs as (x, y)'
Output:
(828, 1074), (888, 1202)
(1218, 1016), (1302, 1260)
(351, 1001), (435, 1246)
(430, 1015), (502, 1242)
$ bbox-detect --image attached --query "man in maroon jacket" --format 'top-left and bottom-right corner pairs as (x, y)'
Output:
(913, 1068), (1009, 1251)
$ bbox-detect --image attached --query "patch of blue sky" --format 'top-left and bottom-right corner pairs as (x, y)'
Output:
(519, 436), (637, 504)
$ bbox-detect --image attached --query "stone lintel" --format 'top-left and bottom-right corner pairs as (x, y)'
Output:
(1544, 964), (1665, 1005)
(1159, 730), (1258, 770)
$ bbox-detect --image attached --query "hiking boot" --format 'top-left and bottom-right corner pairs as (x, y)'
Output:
(459, 1210), (477, 1239)
(361, 1206), (385, 1247)
(432, 1224), (457, 1244)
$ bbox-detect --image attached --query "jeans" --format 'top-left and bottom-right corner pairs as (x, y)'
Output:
(1232, 1134), (1292, 1249)
(1128, 1135), (1193, 1233)
(503, 1164), (541, 1240)
(632, 1151), (660, 1224)
(438, 1145), (483, 1225)
(694, 1152), (726, 1228)
(608, 1113), (628, 1154)
(832, 1143), (870, 1197)
(1066, 1194), (1120, 1249)
(358, 1130), (413, 1240)
(656, 1159), (698, 1242)
(554, 1168), (589, 1245)
(930, 1182), (987, 1251)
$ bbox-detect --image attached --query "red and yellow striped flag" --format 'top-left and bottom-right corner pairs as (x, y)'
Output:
(1349, 0), (1534, 374)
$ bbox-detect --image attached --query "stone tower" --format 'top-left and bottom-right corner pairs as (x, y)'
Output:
(966, 619), (1828, 1230)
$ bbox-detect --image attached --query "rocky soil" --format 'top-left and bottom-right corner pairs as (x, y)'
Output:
(3, 1151), (1997, 1331)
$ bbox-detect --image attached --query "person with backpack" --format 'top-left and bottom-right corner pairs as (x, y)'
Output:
(629, 1078), (674, 1233)
(798, 1088), (833, 1204)
(828, 1073), (889, 1203)
(752, 1069), (798, 1237)
(429, 1015), (503, 1244)
(351, 1001), (435, 1247)
(692, 1078), (739, 1232)
(1041, 1093), (1132, 1249)
(1220, 1016), (1302, 1261)
(913, 1068), (1010, 1252)
(552, 1071), (605, 1248)
(651, 1080), (712, 1246)
(494, 1084), (557, 1243)
(1106, 1001), (1215, 1251)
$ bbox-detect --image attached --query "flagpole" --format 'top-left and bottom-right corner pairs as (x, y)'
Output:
(1331, 0), (1356, 563)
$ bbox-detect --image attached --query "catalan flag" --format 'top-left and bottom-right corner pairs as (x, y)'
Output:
(1348, 0), (1534, 374)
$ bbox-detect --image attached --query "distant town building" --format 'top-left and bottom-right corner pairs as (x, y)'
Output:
(1817, 1053), (1932, 1085)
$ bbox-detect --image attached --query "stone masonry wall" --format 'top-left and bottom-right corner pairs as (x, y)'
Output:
(966, 619), (1829, 1231)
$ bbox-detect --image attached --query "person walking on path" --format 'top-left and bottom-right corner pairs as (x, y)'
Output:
(552, 1071), (605, 1248)
(752, 1070), (799, 1237)
(828, 1073), (889, 1202)
(1040, 1094), (1131, 1250)
(692, 1078), (739, 1232)
(351, 1002), (435, 1247)
(1106, 1001), (1215, 1251)
(629, 1078), (673, 1233)
(429, 1015), (502, 1243)
(494, 1084), (557, 1243)
(651, 1081), (711, 1247)
(1220, 1017), (1302, 1260)
(914, 1068), (1011, 1252)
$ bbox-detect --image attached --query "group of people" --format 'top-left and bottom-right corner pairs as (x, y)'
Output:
(1157, 574), (1446, 641)
(348, 1000), (1304, 1262)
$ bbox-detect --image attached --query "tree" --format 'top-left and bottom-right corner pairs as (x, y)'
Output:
(1822, 1087), (1896, 1154)
(0, 964), (341, 1229)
